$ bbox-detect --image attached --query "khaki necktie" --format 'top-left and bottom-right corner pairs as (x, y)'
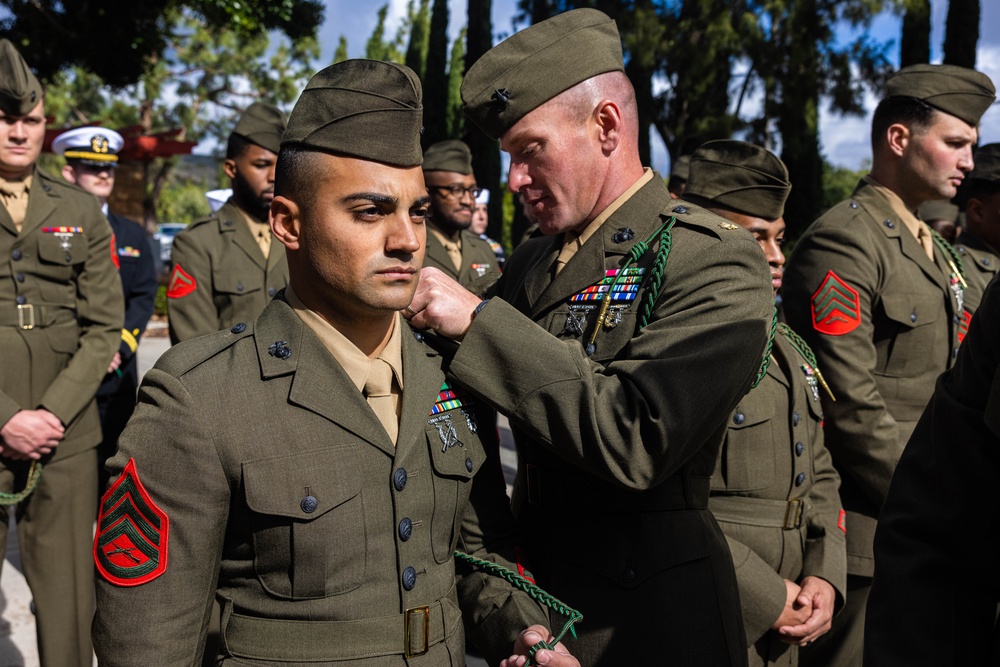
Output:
(0, 179), (29, 232)
(554, 233), (581, 276)
(364, 358), (398, 444)
(257, 228), (271, 259)
(917, 224), (936, 262)
(441, 238), (462, 272)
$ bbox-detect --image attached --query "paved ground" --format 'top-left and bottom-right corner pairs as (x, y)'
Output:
(0, 320), (505, 665)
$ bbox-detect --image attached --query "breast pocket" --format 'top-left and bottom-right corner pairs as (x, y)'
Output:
(242, 446), (366, 600)
(35, 232), (81, 289)
(213, 265), (262, 298)
(877, 293), (942, 377)
(720, 392), (777, 491)
(426, 411), (487, 564)
(543, 304), (638, 362)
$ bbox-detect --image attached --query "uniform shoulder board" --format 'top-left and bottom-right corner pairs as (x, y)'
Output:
(154, 322), (255, 377)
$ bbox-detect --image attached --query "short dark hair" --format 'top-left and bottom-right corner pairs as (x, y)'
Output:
(966, 177), (1000, 203)
(871, 97), (938, 152)
(226, 133), (254, 160)
(274, 145), (324, 211)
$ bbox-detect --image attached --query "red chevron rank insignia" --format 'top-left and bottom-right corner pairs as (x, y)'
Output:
(811, 271), (861, 336)
(94, 458), (169, 586)
(958, 308), (972, 343)
(167, 264), (196, 299)
(110, 233), (120, 270)
(838, 509), (847, 534)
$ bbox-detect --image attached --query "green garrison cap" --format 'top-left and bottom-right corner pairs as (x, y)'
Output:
(970, 143), (1000, 183)
(423, 140), (473, 174)
(232, 102), (286, 154)
(462, 8), (624, 141)
(0, 39), (42, 116)
(884, 64), (995, 127)
(686, 140), (791, 220)
(917, 199), (959, 223)
(282, 59), (423, 168)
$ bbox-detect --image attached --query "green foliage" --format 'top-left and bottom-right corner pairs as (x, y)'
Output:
(365, 5), (406, 63)
(405, 0), (432, 79)
(154, 285), (168, 317)
(447, 28), (467, 138)
(333, 36), (349, 64)
(822, 159), (869, 210)
(156, 180), (212, 224)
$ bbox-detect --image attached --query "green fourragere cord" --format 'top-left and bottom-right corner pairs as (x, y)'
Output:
(0, 461), (41, 506)
(455, 551), (583, 665)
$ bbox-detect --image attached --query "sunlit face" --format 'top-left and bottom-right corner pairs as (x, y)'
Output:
(277, 154), (429, 322)
(226, 143), (278, 222)
(470, 203), (488, 235)
(0, 101), (45, 179)
(424, 170), (477, 233)
(501, 96), (606, 236)
(722, 210), (786, 294)
(62, 162), (115, 200)
(899, 112), (977, 202)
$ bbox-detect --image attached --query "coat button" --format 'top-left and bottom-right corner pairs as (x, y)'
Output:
(622, 567), (636, 584)
(236, 282), (244, 292)
(402, 566), (417, 590)
(465, 458), (474, 473)
(15, 294), (26, 305)
(393, 468), (408, 491)
(412, 330), (424, 342)
(268, 287), (277, 297)
(954, 315), (961, 324)
(910, 312), (917, 323)
(230, 322), (246, 333)
(15, 273), (23, 282)
(792, 411), (800, 426)
(795, 442), (804, 456)
(733, 412), (745, 425)
(983, 257), (992, 267)
(849, 202), (858, 209)
(11, 249), (21, 260)
(224, 219), (233, 227)
(884, 220), (895, 229)
(671, 206), (687, 214)
(398, 518), (413, 541)
(300, 495), (318, 513)
(64, 253), (72, 262)
(795, 472), (806, 487)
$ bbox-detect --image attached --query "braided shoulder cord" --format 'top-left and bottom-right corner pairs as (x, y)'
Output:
(777, 323), (818, 367)
(0, 461), (42, 506)
(454, 551), (583, 665)
(930, 228), (966, 278)
(749, 305), (778, 389)
(637, 217), (675, 329)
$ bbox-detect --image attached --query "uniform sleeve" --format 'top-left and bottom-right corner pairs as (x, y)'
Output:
(801, 426), (847, 610)
(120, 234), (159, 359)
(783, 222), (899, 508)
(39, 205), (123, 425)
(455, 412), (549, 663)
(167, 227), (217, 344)
(725, 535), (787, 643)
(450, 236), (773, 490)
(93, 368), (230, 666)
(866, 278), (1000, 666)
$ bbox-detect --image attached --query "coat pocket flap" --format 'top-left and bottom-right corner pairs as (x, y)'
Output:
(243, 446), (360, 520)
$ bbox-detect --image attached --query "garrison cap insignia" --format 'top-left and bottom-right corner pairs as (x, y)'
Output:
(958, 308), (972, 343)
(166, 264), (196, 299)
(491, 88), (511, 111)
(810, 270), (861, 336)
(94, 458), (169, 586)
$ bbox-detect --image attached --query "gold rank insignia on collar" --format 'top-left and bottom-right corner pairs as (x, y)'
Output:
(719, 222), (739, 230)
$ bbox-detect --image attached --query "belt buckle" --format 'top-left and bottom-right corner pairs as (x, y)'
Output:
(784, 498), (803, 529)
(17, 304), (34, 330)
(404, 605), (430, 658)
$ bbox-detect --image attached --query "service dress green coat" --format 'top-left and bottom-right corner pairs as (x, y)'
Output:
(710, 330), (847, 667)
(783, 180), (963, 578)
(93, 296), (548, 666)
(446, 176), (775, 665)
(167, 201), (288, 343)
(955, 230), (998, 317)
(423, 227), (499, 287)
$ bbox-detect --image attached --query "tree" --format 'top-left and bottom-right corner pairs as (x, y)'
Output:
(365, 5), (405, 62)
(447, 28), (467, 138)
(405, 0), (432, 80)
(423, 0), (451, 146)
(899, 0), (931, 66)
(333, 36), (349, 64)
(943, 0), (979, 68)
(0, 0), (322, 87)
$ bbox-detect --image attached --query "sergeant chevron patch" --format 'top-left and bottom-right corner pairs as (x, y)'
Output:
(94, 458), (169, 586)
(958, 308), (972, 343)
(810, 270), (861, 336)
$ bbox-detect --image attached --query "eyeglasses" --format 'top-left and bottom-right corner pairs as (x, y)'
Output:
(429, 184), (481, 200)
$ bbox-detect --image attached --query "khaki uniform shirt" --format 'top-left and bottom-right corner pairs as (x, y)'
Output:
(783, 179), (963, 577)
(0, 167), (123, 456)
(93, 296), (548, 666)
(167, 200), (288, 343)
(447, 175), (774, 664)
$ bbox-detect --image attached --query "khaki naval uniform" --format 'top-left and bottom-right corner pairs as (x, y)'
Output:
(782, 179), (964, 663)
(93, 296), (548, 666)
(447, 174), (774, 665)
(167, 200), (288, 343)
(955, 230), (999, 316)
(424, 227), (499, 287)
(710, 331), (847, 666)
(866, 274), (1000, 665)
(0, 167), (123, 665)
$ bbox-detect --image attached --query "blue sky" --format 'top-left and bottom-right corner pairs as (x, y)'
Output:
(315, 0), (1000, 173)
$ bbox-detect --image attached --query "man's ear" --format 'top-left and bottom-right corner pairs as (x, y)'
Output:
(593, 99), (623, 154)
(270, 195), (301, 251)
(966, 196), (984, 226)
(885, 123), (911, 158)
(61, 164), (78, 184)
(223, 158), (237, 181)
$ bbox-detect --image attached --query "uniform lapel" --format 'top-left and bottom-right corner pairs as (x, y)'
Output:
(256, 299), (396, 456)
(266, 236), (286, 273)
(221, 202), (267, 270)
(18, 170), (57, 237)
(396, 325), (445, 455)
(768, 336), (792, 389)
(424, 229), (459, 280)
(521, 236), (560, 311)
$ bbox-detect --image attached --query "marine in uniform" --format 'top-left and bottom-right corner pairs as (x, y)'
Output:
(666, 154), (690, 199)
(781, 64), (996, 666)
(471, 189), (507, 270)
(168, 102), (289, 343)
(0, 40), (123, 666)
(866, 274), (1000, 665)
(955, 143), (1000, 316)
(52, 126), (157, 497)
(683, 141), (846, 667)
(917, 199), (960, 244)
(405, 9), (775, 664)
(93, 59), (568, 667)
(421, 140), (498, 287)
